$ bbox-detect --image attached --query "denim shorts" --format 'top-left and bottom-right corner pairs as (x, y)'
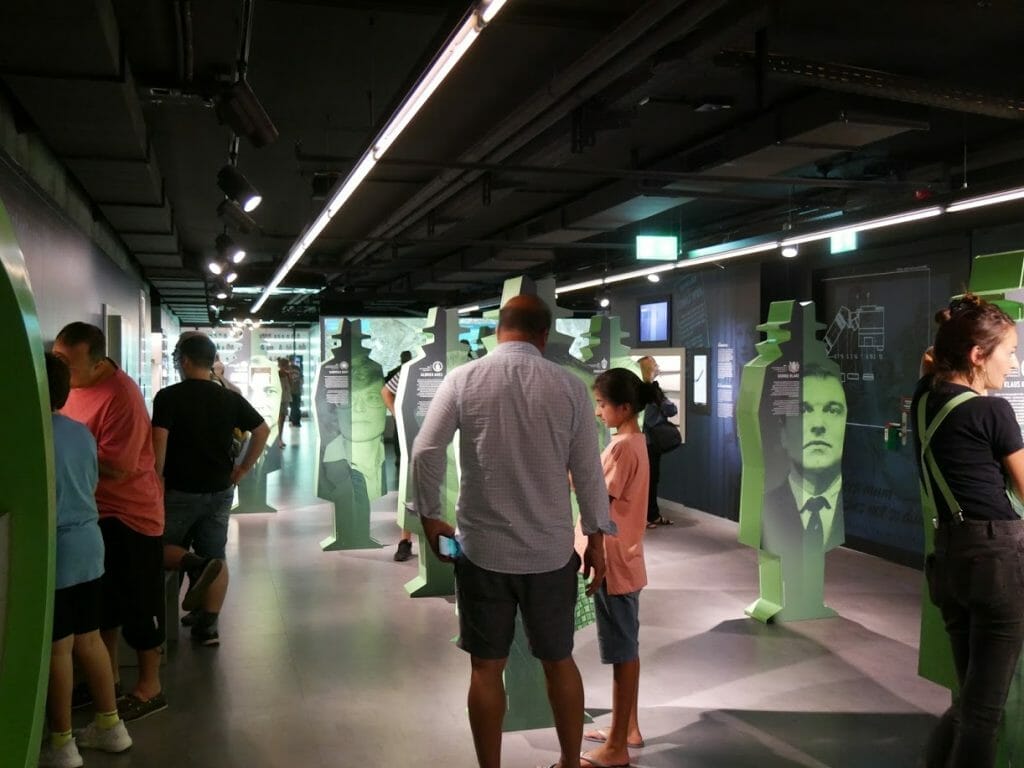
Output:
(594, 584), (641, 664)
(163, 487), (235, 559)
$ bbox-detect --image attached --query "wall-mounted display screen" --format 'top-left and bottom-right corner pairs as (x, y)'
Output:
(687, 347), (711, 415)
(638, 297), (671, 345)
(693, 352), (708, 406)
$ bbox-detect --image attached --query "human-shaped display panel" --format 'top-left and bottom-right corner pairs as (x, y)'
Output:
(394, 306), (464, 597)
(315, 319), (387, 550)
(738, 300), (847, 623)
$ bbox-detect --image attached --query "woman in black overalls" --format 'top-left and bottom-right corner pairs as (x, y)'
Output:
(915, 294), (1024, 767)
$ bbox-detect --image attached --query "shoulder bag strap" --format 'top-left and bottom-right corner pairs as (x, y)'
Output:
(917, 390), (977, 518)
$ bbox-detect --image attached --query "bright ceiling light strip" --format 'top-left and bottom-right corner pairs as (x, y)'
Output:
(373, 23), (480, 158)
(780, 206), (943, 247)
(457, 305), (481, 314)
(555, 278), (605, 295)
(480, 0), (507, 23)
(946, 186), (1024, 213)
(681, 241), (780, 268)
(253, 2), (507, 313)
(605, 262), (678, 285)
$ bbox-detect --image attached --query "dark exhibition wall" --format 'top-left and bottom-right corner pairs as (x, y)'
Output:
(610, 225), (998, 567)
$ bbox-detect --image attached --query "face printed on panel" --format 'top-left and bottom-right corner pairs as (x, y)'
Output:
(781, 372), (847, 475)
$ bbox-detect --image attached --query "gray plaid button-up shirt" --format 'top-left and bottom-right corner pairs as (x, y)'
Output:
(412, 340), (613, 574)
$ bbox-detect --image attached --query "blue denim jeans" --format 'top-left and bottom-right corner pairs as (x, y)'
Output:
(925, 519), (1024, 768)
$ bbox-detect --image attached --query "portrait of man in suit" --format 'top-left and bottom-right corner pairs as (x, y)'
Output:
(760, 362), (847, 618)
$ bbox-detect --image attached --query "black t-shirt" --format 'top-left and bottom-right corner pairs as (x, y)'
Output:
(912, 375), (1024, 522)
(152, 379), (265, 493)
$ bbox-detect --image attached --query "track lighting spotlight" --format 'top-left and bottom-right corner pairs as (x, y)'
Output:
(215, 233), (245, 264)
(217, 165), (262, 212)
(216, 289), (229, 300)
(599, 296), (611, 308)
(207, 260), (223, 275)
(217, 198), (260, 235)
(781, 245), (799, 258)
(225, 272), (238, 284)
(215, 79), (279, 148)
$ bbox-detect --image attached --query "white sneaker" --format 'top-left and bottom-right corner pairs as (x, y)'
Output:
(75, 720), (132, 753)
(38, 738), (83, 768)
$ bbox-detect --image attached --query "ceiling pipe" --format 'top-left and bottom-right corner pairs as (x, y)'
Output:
(296, 149), (920, 190)
(717, 51), (1024, 120)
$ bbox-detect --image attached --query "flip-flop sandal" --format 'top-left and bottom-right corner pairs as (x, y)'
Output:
(583, 729), (645, 749)
(656, 516), (674, 526)
(580, 751), (631, 768)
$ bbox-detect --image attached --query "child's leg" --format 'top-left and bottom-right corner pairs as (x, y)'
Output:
(612, 658), (642, 744)
(47, 635), (75, 735)
(626, 658), (642, 740)
(73, 629), (119, 714)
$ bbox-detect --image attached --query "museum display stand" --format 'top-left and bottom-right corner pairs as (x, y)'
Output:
(738, 300), (843, 623)
(316, 319), (385, 551)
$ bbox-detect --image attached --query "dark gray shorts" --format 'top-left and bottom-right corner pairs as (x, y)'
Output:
(594, 584), (640, 664)
(454, 552), (580, 661)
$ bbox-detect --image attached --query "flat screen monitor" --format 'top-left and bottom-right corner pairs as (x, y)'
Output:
(638, 297), (671, 345)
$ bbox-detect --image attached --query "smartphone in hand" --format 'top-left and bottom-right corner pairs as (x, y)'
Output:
(438, 534), (462, 559)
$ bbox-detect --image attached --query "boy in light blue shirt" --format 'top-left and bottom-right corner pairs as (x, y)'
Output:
(40, 353), (131, 768)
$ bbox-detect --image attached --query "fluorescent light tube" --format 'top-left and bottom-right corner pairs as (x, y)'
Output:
(683, 241), (779, 265)
(480, 0), (507, 23)
(374, 22), (479, 158)
(605, 263), (677, 284)
(254, 0), (509, 314)
(555, 278), (605, 295)
(780, 207), (942, 247)
(326, 155), (378, 218)
(947, 186), (1024, 213)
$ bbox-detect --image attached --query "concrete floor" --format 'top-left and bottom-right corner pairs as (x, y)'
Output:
(78, 423), (946, 767)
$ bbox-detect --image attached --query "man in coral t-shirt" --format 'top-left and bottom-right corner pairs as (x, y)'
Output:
(53, 322), (167, 722)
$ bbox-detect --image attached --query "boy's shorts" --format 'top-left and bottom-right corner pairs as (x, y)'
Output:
(454, 552), (580, 662)
(53, 577), (103, 642)
(593, 584), (640, 664)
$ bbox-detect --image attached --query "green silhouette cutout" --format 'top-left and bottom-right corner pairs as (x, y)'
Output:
(482, 276), (596, 731)
(316, 319), (386, 550)
(396, 307), (464, 597)
(738, 300), (846, 623)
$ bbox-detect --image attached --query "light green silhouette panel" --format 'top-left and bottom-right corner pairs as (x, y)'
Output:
(482, 276), (596, 731)
(0, 195), (56, 768)
(396, 307), (463, 597)
(738, 300), (847, 623)
(315, 319), (386, 551)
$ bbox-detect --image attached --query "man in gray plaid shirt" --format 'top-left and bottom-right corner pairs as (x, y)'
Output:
(413, 294), (614, 768)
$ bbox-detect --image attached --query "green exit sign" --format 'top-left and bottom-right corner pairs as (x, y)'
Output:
(636, 235), (678, 261)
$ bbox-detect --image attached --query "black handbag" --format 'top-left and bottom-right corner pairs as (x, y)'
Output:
(648, 419), (682, 452)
